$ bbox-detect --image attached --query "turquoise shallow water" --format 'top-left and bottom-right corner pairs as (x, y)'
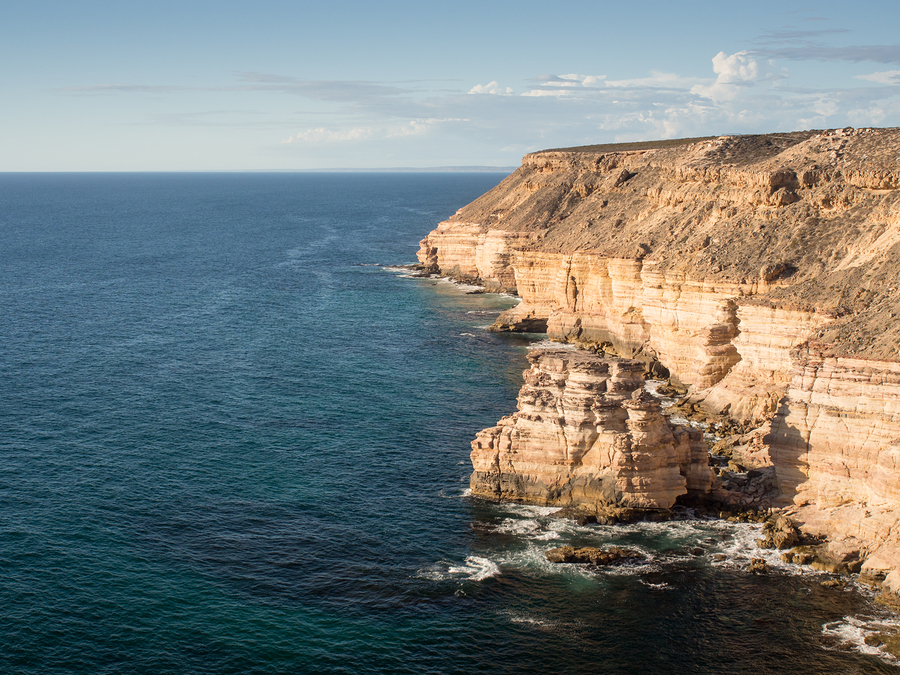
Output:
(1, 172), (898, 674)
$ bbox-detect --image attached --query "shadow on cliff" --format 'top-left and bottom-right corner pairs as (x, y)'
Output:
(763, 396), (809, 507)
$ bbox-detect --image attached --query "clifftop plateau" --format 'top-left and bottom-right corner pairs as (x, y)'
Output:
(421, 127), (900, 360)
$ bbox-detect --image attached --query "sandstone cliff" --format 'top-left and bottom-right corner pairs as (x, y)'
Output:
(470, 349), (714, 511)
(418, 127), (900, 584)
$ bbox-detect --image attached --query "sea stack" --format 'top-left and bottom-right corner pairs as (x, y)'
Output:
(470, 349), (714, 511)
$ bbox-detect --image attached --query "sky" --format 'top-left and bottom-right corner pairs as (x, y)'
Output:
(4, 0), (900, 170)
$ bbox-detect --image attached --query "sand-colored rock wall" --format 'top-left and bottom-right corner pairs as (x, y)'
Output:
(422, 234), (823, 415)
(417, 223), (531, 293)
(765, 346), (900, 576)
(470, 350), (714, 510)
(418, 127), (900, 579)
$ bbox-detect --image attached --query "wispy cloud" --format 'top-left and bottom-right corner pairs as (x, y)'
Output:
(468, 81), (514, 95)
(58, 84), (192, 94)
(755, 44), (900, 63)
(283, 127), (373, 143)
(386, 117), (467, 137)
(58, 74), (414, 104)
(50, 51), (900, 168)
(856, 69), (900, 85)
(234, 72), (411, 102)
(521, 73), (607, 97)
(282, 118), (466, 144)
(755, 27), (851, 44)
(148, 110), (273, 127)
(748, 21), (900, 65)
(605, 71), (702, 90)
(529, 74), (606, 87)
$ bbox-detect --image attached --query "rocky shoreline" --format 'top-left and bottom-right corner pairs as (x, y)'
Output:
(415, 128), (900, 642)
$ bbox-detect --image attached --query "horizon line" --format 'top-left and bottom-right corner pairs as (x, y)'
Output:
(0, 166), (519, 174)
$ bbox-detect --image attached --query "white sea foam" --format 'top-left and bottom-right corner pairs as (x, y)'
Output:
(448, 556), (501, 581)
(822, 615), (900, 664)
(706, 521), (806, 573)
(507, 614), (559, 628)
(643, 379), (667, 395)
(643, 380), (677, 409)
(527, 340), (576, 351)
(492, 542), (598, 579)
(379, 265), (420, 278)
(532, 530), (562, 541)
(666, 414), (708, 433)
(437, 277), (485, 293)
(496, 518), (542, 536)
(467, 503), (842, 592)
(500, 504), (559, 517)
(417, 556), (501, 582)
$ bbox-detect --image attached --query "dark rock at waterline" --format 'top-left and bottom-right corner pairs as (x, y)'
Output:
(756, 514), (800, 550)
(781, 548), (816, 565)
(549, 506), (673, 525)
(859, 571), (887, 587)
(748, 558), (770, 574)
(545, 546), (643, 565)
(865, 631), (900, 660)
(780, 544), (863, 575)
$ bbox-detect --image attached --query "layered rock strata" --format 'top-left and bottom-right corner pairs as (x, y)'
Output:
(766, 344), (900, 591)
(419, 127), (900, 581)
(470, 349), (714, 511)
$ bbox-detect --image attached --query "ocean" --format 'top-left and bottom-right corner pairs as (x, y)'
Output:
(1, 172), (898, 674)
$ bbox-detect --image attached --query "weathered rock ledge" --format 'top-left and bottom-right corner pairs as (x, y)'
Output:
(420, 128), (900, 589)
(470, 349), (714, 511)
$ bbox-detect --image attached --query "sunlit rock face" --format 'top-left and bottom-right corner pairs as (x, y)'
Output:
(765, 346), (900, 575)
(421, 128), (900, 577)
(469, 350), (714, 511)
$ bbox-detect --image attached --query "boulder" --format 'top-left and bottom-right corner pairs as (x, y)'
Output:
(545, 546), (643, 565)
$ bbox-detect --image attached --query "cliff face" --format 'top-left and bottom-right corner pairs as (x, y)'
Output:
(470, 350), (714, 511)
(419, 128), (900, 578)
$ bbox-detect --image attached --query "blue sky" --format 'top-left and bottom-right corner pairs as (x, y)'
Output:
(4, 0), (900, 170)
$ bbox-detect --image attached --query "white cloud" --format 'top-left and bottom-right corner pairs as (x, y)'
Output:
(542, 73), (606, 87)
(282, 127), (372, 143)
(521, 73), (606, 96)
(386, 118), (467, 137)
(282, 118), (467, 144)
(847, 104), (891, 125)
(855, 69), (900, 85)
(605, 71), (702, 89)
(521, 88), (579, 98)
(712, 51), (760, 83)
(468, 81), (514, 95)
(691, 51), (761, 101)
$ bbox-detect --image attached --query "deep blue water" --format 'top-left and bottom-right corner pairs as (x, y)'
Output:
(1, 172), (898, 674)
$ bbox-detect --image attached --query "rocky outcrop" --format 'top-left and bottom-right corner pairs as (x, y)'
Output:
(470, 349), (715, 511)
(545, 546), (643, 565)
(420, 127), (900, 583)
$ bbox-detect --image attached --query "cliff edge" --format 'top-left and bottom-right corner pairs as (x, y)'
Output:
(419, 127), (900, 592)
